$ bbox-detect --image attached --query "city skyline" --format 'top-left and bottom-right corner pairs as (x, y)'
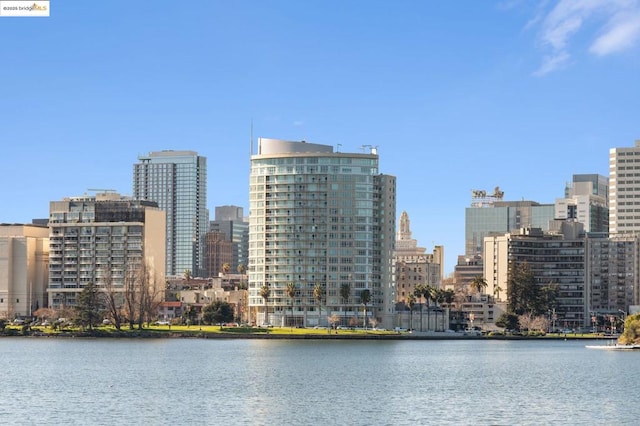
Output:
(2, 1), (639, 274)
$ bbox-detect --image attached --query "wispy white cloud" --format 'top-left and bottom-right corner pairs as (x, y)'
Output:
(529, 0), (640, 75)
(533, 52), (570, 77)
(292, 120), (304, 127)
(590, 10), (640, 55)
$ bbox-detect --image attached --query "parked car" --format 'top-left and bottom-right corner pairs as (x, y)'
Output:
(260, 323), (273, 328)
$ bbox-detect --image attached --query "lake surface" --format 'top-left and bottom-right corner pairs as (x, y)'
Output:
(0, 337), (636, 425)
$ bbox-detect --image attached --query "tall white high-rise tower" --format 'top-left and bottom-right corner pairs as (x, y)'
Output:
(248, 138), (396, 329)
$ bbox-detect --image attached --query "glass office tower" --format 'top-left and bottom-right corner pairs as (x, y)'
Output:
(133, 150), (207, 277)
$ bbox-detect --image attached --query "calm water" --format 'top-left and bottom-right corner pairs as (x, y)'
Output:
(0, 337), (636, 425)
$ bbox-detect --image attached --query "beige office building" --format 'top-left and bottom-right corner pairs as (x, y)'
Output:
(0, 225), (49, 319)
(47, 192), (166, 308)
(395, 211), (443, 303)
(610, 140), (640, 235)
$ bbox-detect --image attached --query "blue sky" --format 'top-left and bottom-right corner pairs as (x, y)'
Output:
(1, 1), (639, 274)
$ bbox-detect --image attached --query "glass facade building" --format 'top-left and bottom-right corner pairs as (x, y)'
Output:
(249, 139), (396, 329)
(465, 201), (555, 257)
(133, 151), (207, 277)
(211, 206), (249, 273)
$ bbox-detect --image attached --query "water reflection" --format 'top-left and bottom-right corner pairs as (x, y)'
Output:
(0, 338), (637, 425)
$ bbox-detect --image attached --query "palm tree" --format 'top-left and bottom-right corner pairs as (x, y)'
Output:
(222, 263), (231, 275)
(470, 275), (488, 297)
(414, 283), (425, 332)
(340, 283), (350, 327)
(237, 264), (247, 290)
(360, 289), (371, 329)
(259, 284), (270, 325)
(443, 289), (456, 330)
(434, 288), (446, 331)
(286, 282), (297, 327)
(423, 284), (433, 331)
(493, 284), (503, 301)
(313, 283), (324, 327)
(407, 293), (416, 331)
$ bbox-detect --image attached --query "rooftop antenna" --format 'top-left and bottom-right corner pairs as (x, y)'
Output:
(361, 144), (371, 152)
(250, 118), (254, 156)
(337, 143), (342, 152)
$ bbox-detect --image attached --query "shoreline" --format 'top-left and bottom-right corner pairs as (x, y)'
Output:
(0, 329), (617, 341)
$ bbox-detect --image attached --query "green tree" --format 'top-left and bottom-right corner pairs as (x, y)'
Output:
(259, 284), (271, 325)
(619, 313), (640, 345)
(340, 283), (350, 327)
(434, 288), (446, 332)
(469, 275), (488, 296)
(313, 283), (324, 327)
(496, 312), (520, 330)
(237, 264), (247, 290)
(75, 283), (102, 331)
(407, 293), (416, 331)
(414, 283), (424, 332)
(202, 300), (234, 326)
(360, 289), (371, 329)
(428, 285), (439, 331)
(222, 263), (231, 275)
(443, 289), (456, 330)
(507, 261), (539, 315)
(443, 289), (455, 306)
(286, 282), (297, 327)
(184, 305), (198, 326)
(423, 284), (433, 331)
(539, 284), (559, 313)
(493, 284), (504, 301)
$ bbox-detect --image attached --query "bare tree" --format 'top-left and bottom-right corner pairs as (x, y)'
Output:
(135, 260), (162, 329)
(123, 263), (140, 330)
(518, 312), (535, 333)
(33, 308), (56, 326)
(100, 267), (123, 330)
(141, 266), (162, 328)
(328, 314), (340, 330)
(368, 316), (379, 330)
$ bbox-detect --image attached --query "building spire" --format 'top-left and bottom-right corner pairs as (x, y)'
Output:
(399, 211), (411, 240)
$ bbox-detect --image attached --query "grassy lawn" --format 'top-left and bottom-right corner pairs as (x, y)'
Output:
(1, 323), (617, 340)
